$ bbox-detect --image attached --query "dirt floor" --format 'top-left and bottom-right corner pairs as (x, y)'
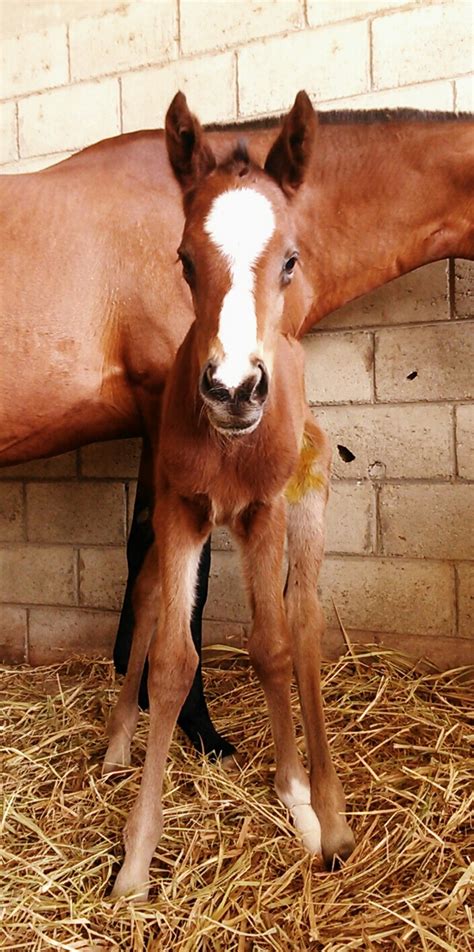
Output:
(1, 646), (473, 950)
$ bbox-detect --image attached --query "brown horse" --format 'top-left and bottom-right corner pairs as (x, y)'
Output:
(109, 92), (354, 901)
(2, 94), (472, 464)
(1, 93), (473, 755)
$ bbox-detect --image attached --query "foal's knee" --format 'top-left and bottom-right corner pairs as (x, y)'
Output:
(248, 633), (292, 684)
(148, 635), (199, 708)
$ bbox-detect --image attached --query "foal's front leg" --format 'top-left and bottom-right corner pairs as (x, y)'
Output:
(235, 497), (322, 855)
(111, 492), (207, 900)
(104, 544), (159, 773)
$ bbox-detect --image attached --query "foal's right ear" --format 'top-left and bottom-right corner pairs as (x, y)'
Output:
(165, 91), (216, 192)
(264, 90), (318, 196)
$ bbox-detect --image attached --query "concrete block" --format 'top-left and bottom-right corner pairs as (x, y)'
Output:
(319, 80), (454, 113)
(29, 606), (118, 664)
(316, 261), (448, 330)
(319, 556), (455, 637)
(372, 2), (473, 88)
(126, 481), (138, 535)
(19, 79), (120, 157)
(180, 0), (303, 55)
(456, 405), (474, 479)
(375, 323), (474, 402)
(211, 527), (235, 551)
(304, 331), (374, 404)
(313, 404), (454, 480)
(326, 481), (375, 554)
(238, 20), (369, 116)
(456, 75), (474, 112)
(457, 563), (474, 638)
(0, 0), (123, 38)
(122, 52), (236, 131)
(26, 482), (126, 544)
(0, 605), (28, 664)
(70, 3), (177, 80)
(0, 152), (74, 174)
(79, 546), (127, 611)
(0, 24), (68, 100)
(202, 619), (247, 648)
(204, 549), (250, 623)
(454, 260), (474, 318)
(0, 452), (77, 479)
(380, 484), (474, 560)
(80, 439), (141, 478)
(308, 0), (403, 27)
(0, 483), (24, 542)
(0, 102), (18, 165)
(0, 545), (76, 605)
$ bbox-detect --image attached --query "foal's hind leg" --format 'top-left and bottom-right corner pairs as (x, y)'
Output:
(285, 417), (355, 867)
(103, 545), (159, 774)
(235, 497), (321, 855)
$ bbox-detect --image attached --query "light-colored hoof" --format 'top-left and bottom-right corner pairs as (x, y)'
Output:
(220, 751), (241, 773)
(290, 803), (322, 856)
(102, 738), (131, 777)
(111, 866), (150, 903)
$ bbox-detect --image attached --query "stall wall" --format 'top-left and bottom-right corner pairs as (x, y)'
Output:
(0, 0), (473, 667)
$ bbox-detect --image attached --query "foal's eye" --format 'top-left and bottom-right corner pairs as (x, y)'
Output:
(282, 253), (299, 284)
(178, 250), (195, 285)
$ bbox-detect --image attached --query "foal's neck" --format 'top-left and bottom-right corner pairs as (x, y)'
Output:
(160, 328), (304, 517)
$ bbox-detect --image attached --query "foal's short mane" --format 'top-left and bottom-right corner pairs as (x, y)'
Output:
(205, 108), (473, 134)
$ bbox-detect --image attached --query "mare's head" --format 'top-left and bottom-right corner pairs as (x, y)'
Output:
(165, 90), (317, 436)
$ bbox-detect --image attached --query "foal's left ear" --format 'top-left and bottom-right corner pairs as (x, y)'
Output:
(264, 90), (318, 196)
(165, 91), (216, 192)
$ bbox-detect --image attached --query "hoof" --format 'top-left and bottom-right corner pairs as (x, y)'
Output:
(102, 738), (131, 777)
(322, 824), (355, 870)
(180, 723), (236, 760)
(111, 866), (149, 902)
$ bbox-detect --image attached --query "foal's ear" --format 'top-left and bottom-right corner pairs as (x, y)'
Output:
(165, 91), (216, 191)
(264, 90), (318, 195)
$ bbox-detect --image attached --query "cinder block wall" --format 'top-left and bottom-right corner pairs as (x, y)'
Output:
(0, 1), (472, 667)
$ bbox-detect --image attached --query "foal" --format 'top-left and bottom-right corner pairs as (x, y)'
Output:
(109, 91), (354, 900)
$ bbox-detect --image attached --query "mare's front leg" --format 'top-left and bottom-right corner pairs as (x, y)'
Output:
(235, 497), (321, 855)
(111, 492), (208, 900)
(285, 417), (355, 867)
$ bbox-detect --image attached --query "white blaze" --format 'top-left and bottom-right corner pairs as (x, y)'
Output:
(204, 188), (275, 389)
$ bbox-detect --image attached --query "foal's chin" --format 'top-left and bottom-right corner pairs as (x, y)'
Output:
(207, 408), (263, 437)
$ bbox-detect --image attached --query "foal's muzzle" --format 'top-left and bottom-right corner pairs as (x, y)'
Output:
(199, 359), (269, 434)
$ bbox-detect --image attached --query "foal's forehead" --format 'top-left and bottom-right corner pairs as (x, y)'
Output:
(204, 187), (276, 266)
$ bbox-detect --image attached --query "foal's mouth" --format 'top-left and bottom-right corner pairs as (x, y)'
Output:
(206, 408), (263, 437)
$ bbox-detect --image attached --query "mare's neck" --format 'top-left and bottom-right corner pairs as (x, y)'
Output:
(294, 119), (474, 335)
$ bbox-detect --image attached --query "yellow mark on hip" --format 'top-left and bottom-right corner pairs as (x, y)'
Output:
(285, 435), (326, 504)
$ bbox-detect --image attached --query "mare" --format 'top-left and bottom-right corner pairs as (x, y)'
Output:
(1, 93), (473, 756)
(108, 91), (354, 901)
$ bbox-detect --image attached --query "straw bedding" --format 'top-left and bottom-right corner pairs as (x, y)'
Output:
(1, 646), (472, 951)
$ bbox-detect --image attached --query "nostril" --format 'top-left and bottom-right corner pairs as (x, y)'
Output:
(253, 361), (269, 401)
(199, 361), (230, 403)
(200, 360), (216, 396)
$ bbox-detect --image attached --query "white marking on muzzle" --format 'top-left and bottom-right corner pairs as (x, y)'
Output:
(205, 188), (275, 390)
